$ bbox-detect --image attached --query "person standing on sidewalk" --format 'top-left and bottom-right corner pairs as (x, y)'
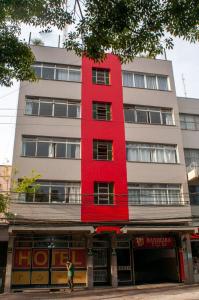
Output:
(66, 260), (75, 292)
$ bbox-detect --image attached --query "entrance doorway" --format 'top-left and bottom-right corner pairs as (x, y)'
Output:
(0, 242), (8, 293)
(116, 239), (132, 285)
(134, 248), (179, 284)
(93, 237), (111, 285)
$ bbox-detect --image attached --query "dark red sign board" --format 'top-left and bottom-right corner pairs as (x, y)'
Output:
(134, 237), (175, 249)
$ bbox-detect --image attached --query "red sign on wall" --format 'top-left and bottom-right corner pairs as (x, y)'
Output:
(51, 249), (69, 268)
(134, 237), (175, 249)
(32, 249), (49, 268)
(13, 249), (31, 269)
(71, 249), (87, 268)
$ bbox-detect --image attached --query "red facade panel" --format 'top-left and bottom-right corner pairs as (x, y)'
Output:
(81, 54), (129, 222)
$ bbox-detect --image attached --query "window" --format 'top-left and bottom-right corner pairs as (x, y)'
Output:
(122, 71), (169, 91)
(184, 149), (199, 167)
(21, 181), (81, 204)
(22, 137), (80, 159)
(25, 97), (80, 119)
(189, 185), (199, 205)
(32, 63), (81, 82)
(124, 105), (173, 126)
(92, 68), (110, 85)
(93, 102), (111, 121)
(128, 184), (183, 205)
(180, 114), (199, 131)
(126, 143), (178, 164)
(93, 140), (112, 160)
(94, 182), (114, 205)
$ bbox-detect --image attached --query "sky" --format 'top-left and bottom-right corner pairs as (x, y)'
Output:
(0, 27), (199, 165)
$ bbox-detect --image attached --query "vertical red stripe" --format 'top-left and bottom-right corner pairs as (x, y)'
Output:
(81, 54), (129, 222)
(179, 248), (185, 282)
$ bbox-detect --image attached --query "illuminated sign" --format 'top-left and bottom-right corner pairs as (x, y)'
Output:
(134, 237), (175, 249)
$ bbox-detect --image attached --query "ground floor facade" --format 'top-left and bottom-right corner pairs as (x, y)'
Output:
(1, 224), (196, 292)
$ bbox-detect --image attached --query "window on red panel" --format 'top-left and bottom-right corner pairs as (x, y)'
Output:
(93, 102), (111, 121)
(92, 68), (110, 85)
(94, 182), (114, 205)
(93, 140), (113, 160)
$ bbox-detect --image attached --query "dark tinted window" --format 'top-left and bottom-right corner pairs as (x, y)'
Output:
(40, 102), (53, 116)
(37, 142), (49, 157)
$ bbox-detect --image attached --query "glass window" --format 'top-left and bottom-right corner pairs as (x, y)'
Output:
(40, 102), (53, 116)
(68, 103), (80, 118)
(69, 68), (81, 81)
(162, 111), (173, 125)
(25, 101), (39, 115)
(136, 109), (148, 123)
(56, 143), (66, 158)
(51, 186), (65, 203)
(92, 68), (110, 85)
(126, 143), (177, 164)
(146, 75), (157, 89)
(56, 68), (68, 81)
(149, 110), (161, 124)
(93, 102), (111, 121)
(37, 142), (50, 157)
(157, 76), (168, 90)
(42, 67), (55, 80)
(67, 143), (80, 159)
(32, 65), (42, 78)
(54, 103), (67, 117)
(66, 184), (81, 204)
(93, 140), (112, 160)
(123, 72), (134, 87)
(128, 184), (181, 205)
(124, 108), (135, 123)
(134, 74), (145, 88)
(22, 140), (36, 156)
(35, 185), (50, 202)
(94, 182), (114, 205)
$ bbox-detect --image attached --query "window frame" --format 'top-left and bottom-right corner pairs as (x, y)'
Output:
(93, 102), (111, 121)
(124, 105), (174, 126)
(94, 182), (114, 205)
(25, 97), (81, 119)
(93, 140), (113, 161)
(122, 71), (170, 91)
(22, 136), (81, 159)
(92, 68), (110, 85)
(128, 184), (183, 206)
(32, 63), (81, 82)
(126, 143), (178, 164)
(21, 181), (81, 204)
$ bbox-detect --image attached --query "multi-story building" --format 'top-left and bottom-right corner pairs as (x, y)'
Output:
(3, 46), (198, 292)
(178, 97), (199, 282)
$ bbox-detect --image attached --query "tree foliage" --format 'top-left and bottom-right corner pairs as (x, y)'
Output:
(0, 0), (72, 86)
(0, 170), (41, 214)
(0, 0), (199, 86)
(66, 0), (199, 61)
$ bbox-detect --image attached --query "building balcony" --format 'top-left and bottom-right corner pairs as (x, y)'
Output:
(187, 163), (199, 182)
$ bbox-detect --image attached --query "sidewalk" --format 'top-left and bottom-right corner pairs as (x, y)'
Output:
(1, 283), (199, 300)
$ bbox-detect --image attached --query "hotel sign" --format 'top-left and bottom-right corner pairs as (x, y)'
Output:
(134, 237), (175, 249)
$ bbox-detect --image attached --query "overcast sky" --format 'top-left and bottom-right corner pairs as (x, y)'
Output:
(0, 28), (198, 165)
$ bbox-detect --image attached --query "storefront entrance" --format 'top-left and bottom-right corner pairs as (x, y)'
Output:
(93, 237), (111, 285)
(11, 235), (87, 288)
(116, 239), (132, 285)
(0, 242), (8, 293)
(133, 236), (179, 284)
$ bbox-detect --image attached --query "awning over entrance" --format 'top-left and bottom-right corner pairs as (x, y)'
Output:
(8, 225), (95, 234)
(121, 226), (198, 234)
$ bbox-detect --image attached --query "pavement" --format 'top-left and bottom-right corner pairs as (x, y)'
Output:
(1, 283), (199, 300)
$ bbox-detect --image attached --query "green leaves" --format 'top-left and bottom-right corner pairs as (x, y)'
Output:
(66, 0), (199, 62)
(0, 0), (72, 86)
